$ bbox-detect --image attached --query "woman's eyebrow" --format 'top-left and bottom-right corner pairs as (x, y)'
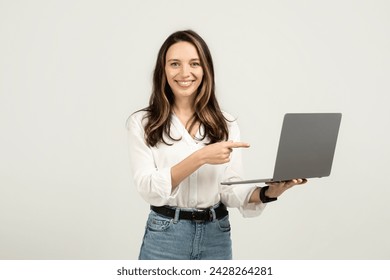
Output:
(166, 58), (200, 62)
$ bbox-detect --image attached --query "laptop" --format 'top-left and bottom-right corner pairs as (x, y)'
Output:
(221, 113), (342, 185)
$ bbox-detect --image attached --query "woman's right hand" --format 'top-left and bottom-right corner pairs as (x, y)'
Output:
(171, 141), (249, 188)
(197, 141), (250, 165)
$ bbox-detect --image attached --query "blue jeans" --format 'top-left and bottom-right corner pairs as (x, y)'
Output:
(138, 206), (232, 260)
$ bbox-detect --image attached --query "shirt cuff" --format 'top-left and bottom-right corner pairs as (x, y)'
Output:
(152, 166), (176, 198)
(237, 187), (267, 218)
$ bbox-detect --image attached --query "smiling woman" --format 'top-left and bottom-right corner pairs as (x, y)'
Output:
(125, 30), (306, 260)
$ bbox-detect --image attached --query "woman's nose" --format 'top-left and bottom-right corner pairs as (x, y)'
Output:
(180, 64), (190, 76)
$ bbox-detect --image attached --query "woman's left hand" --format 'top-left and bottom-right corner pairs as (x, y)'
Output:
(265, 178), (308, 198)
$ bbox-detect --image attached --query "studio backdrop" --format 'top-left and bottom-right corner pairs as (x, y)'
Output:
(1, 0), (389, 259)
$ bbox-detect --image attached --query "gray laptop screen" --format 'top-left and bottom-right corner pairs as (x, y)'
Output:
(272, 113), (342, 181)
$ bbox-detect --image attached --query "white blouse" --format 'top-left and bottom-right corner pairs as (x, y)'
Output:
(126, 110), (265, 217)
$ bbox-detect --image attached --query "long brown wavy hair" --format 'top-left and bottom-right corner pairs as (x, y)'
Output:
(143, 30), (229, 147)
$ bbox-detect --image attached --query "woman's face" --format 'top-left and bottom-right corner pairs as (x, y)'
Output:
(165, 41), (204, 101)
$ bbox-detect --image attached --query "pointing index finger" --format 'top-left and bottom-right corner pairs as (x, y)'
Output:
(226, 141), (251, 148)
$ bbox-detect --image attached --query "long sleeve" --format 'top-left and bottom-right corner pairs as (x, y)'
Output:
(126, 112), (177, 206)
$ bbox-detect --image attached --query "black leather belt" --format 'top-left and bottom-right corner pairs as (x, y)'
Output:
(150, 203), (228, 222)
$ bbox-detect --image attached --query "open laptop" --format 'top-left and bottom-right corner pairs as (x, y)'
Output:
(221, 113), (342, 185)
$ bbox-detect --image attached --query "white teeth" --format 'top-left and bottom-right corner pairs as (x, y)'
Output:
(177, 81), (192, 87)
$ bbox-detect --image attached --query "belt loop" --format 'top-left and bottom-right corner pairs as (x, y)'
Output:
(173, 207), (180, 224)
(210, 207), (217, 222)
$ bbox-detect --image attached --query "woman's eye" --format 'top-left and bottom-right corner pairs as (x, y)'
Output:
(171, 62), (179, 67)
(191, 62), (200, 67)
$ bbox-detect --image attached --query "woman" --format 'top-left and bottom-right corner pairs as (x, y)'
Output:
(126, 30), (306, 260)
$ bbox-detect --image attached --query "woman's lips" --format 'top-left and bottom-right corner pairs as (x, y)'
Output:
(176, 80), (194, 87)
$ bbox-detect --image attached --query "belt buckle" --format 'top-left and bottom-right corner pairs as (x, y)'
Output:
(191, 210), (204, 222)
(191, 209), (213, 222)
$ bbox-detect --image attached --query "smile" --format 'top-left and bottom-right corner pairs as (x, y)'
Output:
(176, 80), (194, 87)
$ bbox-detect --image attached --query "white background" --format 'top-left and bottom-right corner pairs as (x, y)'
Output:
(1, 0), (389, 259)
